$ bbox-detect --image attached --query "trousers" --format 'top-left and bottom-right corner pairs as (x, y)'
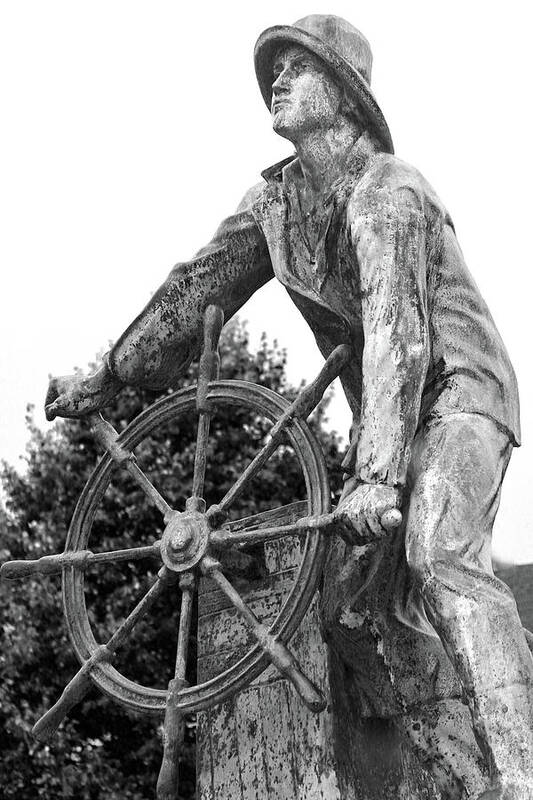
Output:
(320, 413), (533, 799)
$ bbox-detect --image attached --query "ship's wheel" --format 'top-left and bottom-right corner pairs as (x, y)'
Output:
(3, 306), (384, 798)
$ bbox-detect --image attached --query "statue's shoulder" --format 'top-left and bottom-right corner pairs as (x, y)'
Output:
(235, 181), (268, 213)
(357, 153), (445, 215)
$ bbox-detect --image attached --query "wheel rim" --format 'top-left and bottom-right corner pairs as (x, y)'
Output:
(63, 380), (330, 715)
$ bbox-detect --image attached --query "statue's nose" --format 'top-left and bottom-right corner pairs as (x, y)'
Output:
(272, 69), (290, 93)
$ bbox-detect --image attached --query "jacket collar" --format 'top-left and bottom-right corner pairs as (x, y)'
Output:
(260, 154), (295, 183)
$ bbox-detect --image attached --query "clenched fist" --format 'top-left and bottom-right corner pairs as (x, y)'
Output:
(336, 482), (402, 544)
(45, 362), (122, 421)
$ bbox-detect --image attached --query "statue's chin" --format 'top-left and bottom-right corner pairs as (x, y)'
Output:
(272, 117), (297, 143)
(272, 112), (322, 144)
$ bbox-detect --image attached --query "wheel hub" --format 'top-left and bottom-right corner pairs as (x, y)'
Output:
(161, 511), (209, 572)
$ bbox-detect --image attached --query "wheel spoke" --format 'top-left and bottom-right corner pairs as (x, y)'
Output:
(89, 413), (173, 519)
(174, 572), (195, 679)
(224, 500), (309, 533)
(190, 305), (224, 505)
(209, 512), (335, 548)
(201, 555), (259, 628)
(210, 506), (402, 549)
(126, 461), (173, 518)
(214, 345), (352, 516)
(157, 679), (186, 800)
(286, 343), (352, 420)
(33, 566), (178, 742)
(1, 543), (161, 581)
(191, 413), (211, 501)
(91, 543), (161, 566)
(200, 556), (325, 712)
(105, 567), (177, 652)
(214, 436), (283, 516)
(157, 571), (196, 799)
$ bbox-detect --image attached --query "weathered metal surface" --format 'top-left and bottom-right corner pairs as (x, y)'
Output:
(91, 412), (172, 517)
(157, 572), (196, 799)
(192, 305), (224, 503)
(196, 505), (341, 800)
(0, 542), (160, 579)
(197, 505), (439, 799)
(59, 378), (331, 716)
(22, 10), (533, 798)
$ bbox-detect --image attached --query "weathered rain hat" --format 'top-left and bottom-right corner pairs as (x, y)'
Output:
(254, 14), (393, 154)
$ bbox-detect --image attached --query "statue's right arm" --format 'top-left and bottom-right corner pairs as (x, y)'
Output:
(45, 185), (273, 420)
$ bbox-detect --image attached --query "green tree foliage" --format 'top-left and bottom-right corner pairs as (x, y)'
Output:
(0, 321), (344, 799)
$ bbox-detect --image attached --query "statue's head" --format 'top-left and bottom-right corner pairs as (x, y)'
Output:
(270, 45), (342, 141)
(254, 14), (393, 153)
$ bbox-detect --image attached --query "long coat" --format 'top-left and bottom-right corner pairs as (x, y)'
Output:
(108, 131), (520, 489)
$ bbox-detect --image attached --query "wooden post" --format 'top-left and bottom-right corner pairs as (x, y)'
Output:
(196, 503), (439, 799)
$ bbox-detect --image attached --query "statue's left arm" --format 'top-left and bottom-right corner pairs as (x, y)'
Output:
(338, 183), (430, 539)
(354, 185), (430, 487)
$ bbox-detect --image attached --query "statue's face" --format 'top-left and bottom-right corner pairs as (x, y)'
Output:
(271, 45), (343, 141)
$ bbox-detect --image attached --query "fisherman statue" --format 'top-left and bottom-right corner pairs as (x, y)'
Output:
(44, 15), (533, 799)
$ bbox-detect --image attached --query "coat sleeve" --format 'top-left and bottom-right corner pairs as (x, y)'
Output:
(348, 184), (430, 488)
(107, 185), (273, 389)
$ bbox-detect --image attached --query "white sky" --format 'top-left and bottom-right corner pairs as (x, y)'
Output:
(1, 2), (532, 564)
